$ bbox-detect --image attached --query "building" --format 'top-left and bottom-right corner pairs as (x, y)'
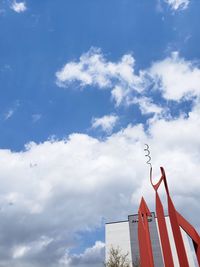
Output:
(105, 212), (196, 267)
(105, 167), (200, 267)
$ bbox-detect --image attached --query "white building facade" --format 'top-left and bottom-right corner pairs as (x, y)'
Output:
(105, 213), (196, 267)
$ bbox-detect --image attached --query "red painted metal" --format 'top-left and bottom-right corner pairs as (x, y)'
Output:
(138, 197), (154, 267)
(151, 167), (200, 267)
(137, 167), (200, 267)
(151, 167), (189, 267)
(177, 211), (200, 266)
(150, 167), (174, 267)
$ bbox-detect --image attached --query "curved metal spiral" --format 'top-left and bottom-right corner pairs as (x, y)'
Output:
(144, 144), (152, 168)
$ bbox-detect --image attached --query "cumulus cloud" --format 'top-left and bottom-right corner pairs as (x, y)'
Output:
(0, 101), (200, 266)
(0, 128), (146, 267)
(0, 49), (199, 267)
(60, 241), (105, 267)
(11, 1), (27, 13)
(130, 97), (163, 115)
(56, 49), (200, 117)
(91, 114), (118, 133)
(56, 48), (145, 107)
(149, 52), (200, 101)
(165, 0), (190, 10)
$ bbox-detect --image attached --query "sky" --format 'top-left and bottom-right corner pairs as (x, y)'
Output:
(0, 0), (200, 266)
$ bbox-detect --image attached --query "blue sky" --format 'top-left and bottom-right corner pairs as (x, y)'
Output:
(1, 0), (199, 150)
(0, 0), (200, 266)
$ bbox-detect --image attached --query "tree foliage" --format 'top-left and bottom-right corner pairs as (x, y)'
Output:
(104, 247), (130, 267)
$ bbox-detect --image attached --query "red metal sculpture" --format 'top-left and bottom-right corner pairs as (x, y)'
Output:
(150, 168), (174, 267)
(138, 166), (200, 267)
(138, 197), (154, 267)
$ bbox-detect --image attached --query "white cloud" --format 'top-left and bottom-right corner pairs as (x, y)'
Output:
(32, 114), (42, 123)
(130, 97), (163, 115)
(56, 48), (145, 106)
(1, 103), (200, 266)
(92, 114), (118, 133)
(60, 241), (105, 267)
(3, 101), (20, 121)
(111, 85), (124, 106)
(13, 245), (30, 259)
(149, 52), (200, 101)
(165, 0), (190, 10)
(4, 109), (14, 120)
(11, 1), (27, 13)
(56, 49), (200, 117)
(1, 50), (199, 266)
